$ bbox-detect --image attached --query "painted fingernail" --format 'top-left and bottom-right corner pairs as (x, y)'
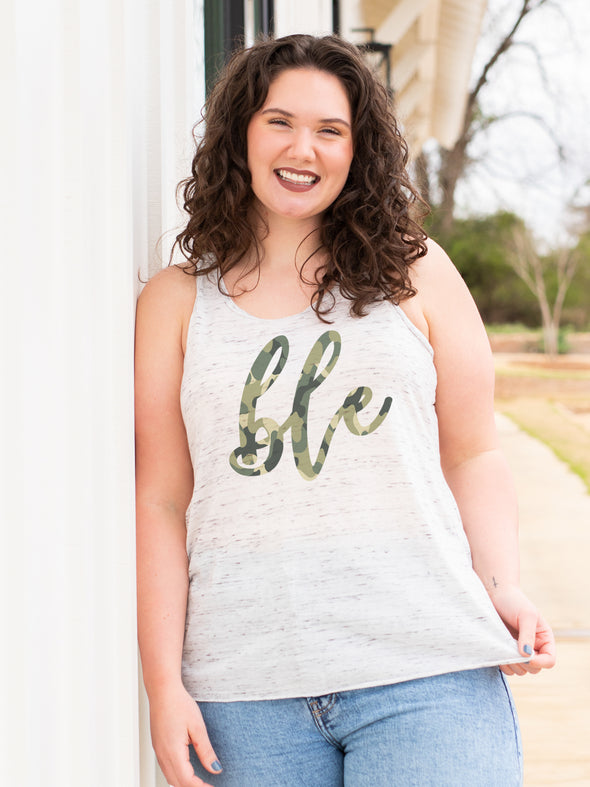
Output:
(523, 644), (533, 656)
(211, 760), (222, 772)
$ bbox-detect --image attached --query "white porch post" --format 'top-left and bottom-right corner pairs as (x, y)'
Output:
(273, 0), (334, 37)
(0, 0), (204, 785)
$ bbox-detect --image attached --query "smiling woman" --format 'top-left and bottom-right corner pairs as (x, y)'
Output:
(135, 34), (555, 787)
(173, 34), (427, 321)
(246, 69), (353, 225)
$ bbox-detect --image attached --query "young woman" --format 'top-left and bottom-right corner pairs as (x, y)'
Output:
(135, 34), (555, 787)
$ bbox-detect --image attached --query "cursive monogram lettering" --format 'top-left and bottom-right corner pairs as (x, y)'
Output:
(229, 331), (392, 480)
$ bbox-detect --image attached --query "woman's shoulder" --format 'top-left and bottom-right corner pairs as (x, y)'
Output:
(136, 264), (197, 348)
(401, 237), (479, 341)
(408, 238), (471, 306)
(409, 237), (457, 283)
(138, 263), (196, 316)
(140, 263), (196, 301)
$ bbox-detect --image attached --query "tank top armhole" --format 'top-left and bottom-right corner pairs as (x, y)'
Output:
(392, 302), (434, 356)
(182, 273), (200, 361)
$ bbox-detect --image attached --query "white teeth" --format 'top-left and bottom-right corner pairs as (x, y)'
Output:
(277, 169), (318, 185)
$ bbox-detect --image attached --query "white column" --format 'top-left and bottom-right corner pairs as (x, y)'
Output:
(0, 0), (204, 785)
(273, 0), (333, 37)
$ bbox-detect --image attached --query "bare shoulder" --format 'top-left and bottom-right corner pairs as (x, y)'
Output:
(399, 239), (465, 340)
(408, 238), (480, 333)
(409, 238), (465, 294)
(138, 264), (196, 311)
(137, 265), (196, 340)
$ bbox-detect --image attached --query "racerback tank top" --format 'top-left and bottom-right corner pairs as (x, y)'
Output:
(180, 272), (526, 701)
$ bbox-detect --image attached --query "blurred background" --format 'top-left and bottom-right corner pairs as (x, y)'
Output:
(2, 1), (588, 784)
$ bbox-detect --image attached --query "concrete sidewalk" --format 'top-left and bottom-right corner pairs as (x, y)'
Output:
(496, 413), (590, 786)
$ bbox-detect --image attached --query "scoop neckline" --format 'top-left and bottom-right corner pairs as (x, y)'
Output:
(219, 275), (315, 323)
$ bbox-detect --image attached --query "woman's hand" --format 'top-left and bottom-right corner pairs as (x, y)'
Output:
(149, 683), (222, 787)
(489, 584), (556, 676)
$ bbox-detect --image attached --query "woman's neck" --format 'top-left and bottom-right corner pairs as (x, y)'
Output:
(221, 211), (328, 318)
(252, 210), (325, 280)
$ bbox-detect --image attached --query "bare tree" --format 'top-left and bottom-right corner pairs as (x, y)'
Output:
(509, 225), (578, 357)
(430, 0), (559, 234)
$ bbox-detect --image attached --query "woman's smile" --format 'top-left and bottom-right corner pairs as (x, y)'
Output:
(275, 167), (320, 190)
(247, 68), (353, 225)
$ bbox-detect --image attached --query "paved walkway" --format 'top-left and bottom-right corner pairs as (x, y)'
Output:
(496, 414), (590, 786)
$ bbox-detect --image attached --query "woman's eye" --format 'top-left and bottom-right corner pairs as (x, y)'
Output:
(320, 127), (341, 136)
(269, 118), (289, 127)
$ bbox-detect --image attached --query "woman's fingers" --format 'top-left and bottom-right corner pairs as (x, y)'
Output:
(490, 586), (556, 675)
(517, 610), (555, 668)
(523, 614), (556, 673)
(189, 733), (223, 777)
(516, 607), (539, 662)
(527, 647), (556, 672)
(150, 687), (221, 787)
(158, 744), (216, 787)
(500, 662), (527, 677)
(189, 707), (223, 776)
(500, 608), (556, 678)
(178, 756), (216, 787)
(536, 617), (557, 667)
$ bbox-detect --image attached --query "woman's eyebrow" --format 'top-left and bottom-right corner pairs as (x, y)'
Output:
(260, 107), (350, 128)
(260, 107), (294, 117)
(320, 117), (351, 128)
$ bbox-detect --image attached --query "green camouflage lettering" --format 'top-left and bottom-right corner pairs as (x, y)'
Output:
(229, 331), (392, 480)
(229, 335), (289, 475)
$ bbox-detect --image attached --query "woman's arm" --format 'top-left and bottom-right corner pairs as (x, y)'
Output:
(135, 267), (221, 786)
(406, 240), (555, 675)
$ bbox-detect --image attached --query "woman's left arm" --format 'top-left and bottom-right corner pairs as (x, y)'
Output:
(408, 240), (556, 675)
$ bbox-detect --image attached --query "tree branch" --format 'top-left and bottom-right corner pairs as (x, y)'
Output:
(477, 110), (566, 161)
(462, 0), (551, 137)
(509, 41), (553, 94)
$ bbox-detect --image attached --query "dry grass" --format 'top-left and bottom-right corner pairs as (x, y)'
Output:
(494, 354), (590, 493)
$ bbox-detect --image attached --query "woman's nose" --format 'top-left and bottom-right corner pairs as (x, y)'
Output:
(287, 129), (315, 161)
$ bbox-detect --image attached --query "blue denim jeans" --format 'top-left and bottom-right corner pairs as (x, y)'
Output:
(189, 668), (522, 786)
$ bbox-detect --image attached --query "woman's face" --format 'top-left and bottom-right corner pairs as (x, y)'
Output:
(246, 68), (354, 227)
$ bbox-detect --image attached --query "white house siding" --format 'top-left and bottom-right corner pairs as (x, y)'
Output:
(0, 0), (203, 785)
(339, 0), (365, 41)
(274, 0), (334, 37)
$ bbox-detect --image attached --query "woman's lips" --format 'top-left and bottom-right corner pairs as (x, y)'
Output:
(274, 168), (320, 192)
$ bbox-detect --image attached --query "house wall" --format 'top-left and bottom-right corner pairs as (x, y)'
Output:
(1, 0), (204, 785)
(274, 0), (334, 36)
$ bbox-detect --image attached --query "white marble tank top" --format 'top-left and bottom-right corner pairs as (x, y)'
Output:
(180, 272), (525, 701)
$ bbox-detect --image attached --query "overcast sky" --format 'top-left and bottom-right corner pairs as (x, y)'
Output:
(453, 0), (590, 247)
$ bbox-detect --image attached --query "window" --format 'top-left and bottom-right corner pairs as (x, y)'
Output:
(204, 0), (274, 92)
(332, 0), (340, 35)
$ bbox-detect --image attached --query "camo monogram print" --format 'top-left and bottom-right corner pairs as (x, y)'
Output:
(229, 330), (392, 480)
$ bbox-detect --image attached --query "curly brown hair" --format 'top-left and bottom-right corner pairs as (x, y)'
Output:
(173, 34), (428, 318)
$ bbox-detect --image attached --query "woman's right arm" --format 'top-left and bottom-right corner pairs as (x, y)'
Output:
(135, 268), (221, 787)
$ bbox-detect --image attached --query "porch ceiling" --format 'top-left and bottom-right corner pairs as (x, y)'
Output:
(354, 0), (487, 153)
